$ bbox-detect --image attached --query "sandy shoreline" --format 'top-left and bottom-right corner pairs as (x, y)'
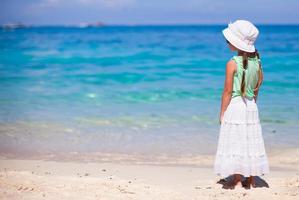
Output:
(0, 149), (298, 199)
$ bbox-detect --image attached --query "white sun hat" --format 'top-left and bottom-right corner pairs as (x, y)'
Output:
(222, 20), (259, 53)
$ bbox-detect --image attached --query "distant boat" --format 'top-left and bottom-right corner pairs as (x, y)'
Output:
(78, 21), (105, 28)
(2, 22), (27, 30)
(78, 23), (89, 28)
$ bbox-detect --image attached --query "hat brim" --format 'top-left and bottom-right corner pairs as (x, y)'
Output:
(222, 27), (255, 53)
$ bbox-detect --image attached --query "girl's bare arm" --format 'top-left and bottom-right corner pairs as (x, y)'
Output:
(219, 60), (236, 124)
(254, 65), (264, 102)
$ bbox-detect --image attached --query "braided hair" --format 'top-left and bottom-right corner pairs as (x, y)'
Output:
(240, 49), (263, 97)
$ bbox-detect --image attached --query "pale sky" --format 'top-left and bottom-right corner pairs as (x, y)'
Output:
(1, 0), (299, 25)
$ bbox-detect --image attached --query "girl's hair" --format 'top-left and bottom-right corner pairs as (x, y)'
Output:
(240, 49), (263, 96)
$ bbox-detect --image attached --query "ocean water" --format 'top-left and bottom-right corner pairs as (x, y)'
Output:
(0, 25), (299, 157)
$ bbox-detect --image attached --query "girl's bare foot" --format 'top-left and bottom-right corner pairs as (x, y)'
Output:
(222, 174), (241, 189)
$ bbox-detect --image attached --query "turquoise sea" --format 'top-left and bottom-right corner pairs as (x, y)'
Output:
(0, 25), (298, 157)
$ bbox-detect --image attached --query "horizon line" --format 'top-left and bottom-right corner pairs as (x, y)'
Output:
(2, 22), (299, 27)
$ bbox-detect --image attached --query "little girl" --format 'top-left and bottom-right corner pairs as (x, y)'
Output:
(214, 20), (270, 189)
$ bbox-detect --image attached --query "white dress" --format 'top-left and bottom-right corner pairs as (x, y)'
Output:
(213, 96), (270, 178)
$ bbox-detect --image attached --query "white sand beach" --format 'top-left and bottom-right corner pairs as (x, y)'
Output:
(0, 148), (298, 200)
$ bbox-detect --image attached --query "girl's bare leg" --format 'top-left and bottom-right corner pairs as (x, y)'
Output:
(221, 174), (240, 189)
(241, 176), (251, 189)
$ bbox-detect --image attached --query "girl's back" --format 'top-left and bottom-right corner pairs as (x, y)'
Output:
(231, 56), (261, 99)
